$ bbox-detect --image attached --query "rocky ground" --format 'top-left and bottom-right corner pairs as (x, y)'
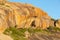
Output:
(29, 31), (60, 40)
(0, 34), (13, 40)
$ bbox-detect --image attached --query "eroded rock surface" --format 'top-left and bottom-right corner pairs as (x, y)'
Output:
(0, 0), (51, 33)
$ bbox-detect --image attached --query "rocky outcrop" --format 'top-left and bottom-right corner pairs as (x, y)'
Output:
(0, 0), (51, 33)
(55, 19), (60, 28)
(49, 18), (55, 27)
(0, 0), (60, 40)
(49, 19), (60, 28)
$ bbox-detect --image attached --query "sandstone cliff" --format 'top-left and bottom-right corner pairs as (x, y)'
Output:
(0, 0), (51, 33)
(0, 0), (60, 40)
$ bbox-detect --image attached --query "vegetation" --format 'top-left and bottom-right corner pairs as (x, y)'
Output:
(4, 27), (27, 40)
(3, 26), (60, 40)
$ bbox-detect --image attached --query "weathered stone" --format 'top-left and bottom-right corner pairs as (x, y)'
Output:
(49, 19), (55, 27)
(0, 34), (13, 40)
(0, 0), (51, 33)
(56, 19), (60, 28)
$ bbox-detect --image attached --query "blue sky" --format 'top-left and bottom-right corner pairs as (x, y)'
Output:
(9, 0), (60, 19)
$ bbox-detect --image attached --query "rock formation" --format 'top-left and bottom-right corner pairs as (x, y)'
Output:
(49, 18), (60, 28)
(0, 0), (60, 40)
(55, 19), (60, 28)
(0, 0), (52, 33)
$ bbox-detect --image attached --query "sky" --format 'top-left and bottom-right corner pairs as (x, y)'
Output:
(9, 0), (60, 19)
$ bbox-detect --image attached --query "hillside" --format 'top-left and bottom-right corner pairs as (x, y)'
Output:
(0, 0), (60, 40)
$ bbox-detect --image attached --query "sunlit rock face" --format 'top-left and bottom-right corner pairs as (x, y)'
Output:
(0, 0), (7, 4)
(0, 0), (51, 33)
(49, 19), (55, 27)
(56, 19), (60, 28)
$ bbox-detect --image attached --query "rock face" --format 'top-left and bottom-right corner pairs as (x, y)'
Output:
(56, 19), (60, 28)
(0, 0), (51, 33)
(49, 19), (55, 27)
(49, 19), (60, 28)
